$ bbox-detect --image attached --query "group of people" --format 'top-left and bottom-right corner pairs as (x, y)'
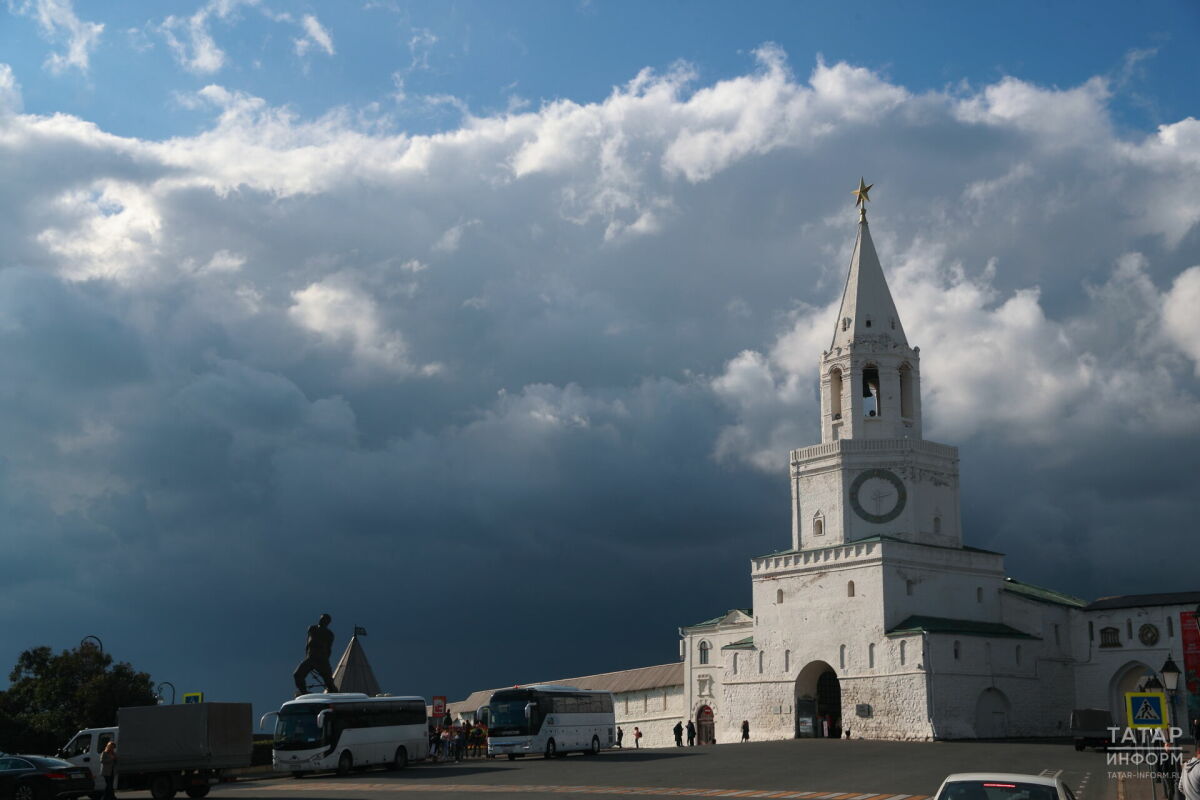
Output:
(668, 720), (702, 747)
(427, 721), (488, 762)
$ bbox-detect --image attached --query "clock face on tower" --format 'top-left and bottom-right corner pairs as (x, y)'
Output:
(849, 468), (907, 524)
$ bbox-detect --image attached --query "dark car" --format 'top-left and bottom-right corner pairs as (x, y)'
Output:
(0, 755), (93, 800)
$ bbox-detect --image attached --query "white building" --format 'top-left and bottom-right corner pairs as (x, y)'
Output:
(454, 188), (1199, 744)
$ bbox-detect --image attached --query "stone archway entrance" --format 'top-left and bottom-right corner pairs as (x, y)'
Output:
(1109, 661), (1155, 723)
(974, 688), (1010, 738)
(696, 705), (715, 745)
(794, 661), (841, 738)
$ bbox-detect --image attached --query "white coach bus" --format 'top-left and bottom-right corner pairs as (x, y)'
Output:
(261, 693), (428, 776)
(487, 685), (615, 759)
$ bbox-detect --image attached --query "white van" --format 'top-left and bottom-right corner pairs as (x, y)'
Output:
(60, 727), (118, 794)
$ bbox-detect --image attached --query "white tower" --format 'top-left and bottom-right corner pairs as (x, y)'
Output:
(789, 181), (962, 551)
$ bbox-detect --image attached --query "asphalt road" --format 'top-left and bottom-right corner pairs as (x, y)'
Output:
(145, 740), (1124, 800)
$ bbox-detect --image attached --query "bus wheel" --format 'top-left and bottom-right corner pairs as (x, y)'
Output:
(506, 754), (516, 761)
(586, 736), (600, 755)
(392, 746), (408, 770)
(545, 739), (556, 759)
(336, 751), (353, 776)
(185, 786), (211, 798)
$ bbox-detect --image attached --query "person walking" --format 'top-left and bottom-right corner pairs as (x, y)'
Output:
(616, 727), (624, 749)
(741, 720), (750, 742)
(673, 721), (684, 746)
(100, 741), (117, 800)
(686, 720), (696, 746)
(1179, 748), (1200, 800)
(633, 727), (642, 749)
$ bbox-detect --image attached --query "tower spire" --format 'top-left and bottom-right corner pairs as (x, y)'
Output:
(830, 178), (906, 352)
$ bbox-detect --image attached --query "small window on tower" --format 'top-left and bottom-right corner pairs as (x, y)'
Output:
(776, 588), (784, 604)
(847, 580), (856, 597)
(933, 515), (942, 535)
(863, 366), (881, 417)
(865, 315), (873, 329)
(890, 318), (896, 330)
(813, 513), (825, 537)
(842, 317), (851, 331)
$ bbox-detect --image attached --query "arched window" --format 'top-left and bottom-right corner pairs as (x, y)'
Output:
(1168, 616), (1175, 638)
(906, 579), (914, 596)
(776, 588), (784, 604)
(953, 640), (961, 660)
(899, 362), (914, 419)
(899, 640), (907, 666)
(732, 653), (739, 675)
(784, 649), (791, 673)
(976, 587), (983, 603)
(839, 644), (847, 669)
(862, 365), (881, 417)
(1126, 619), (1133, 639)
(933, 516), (942, 535)
(757, 650), (764, 674)
(847, 580), (856, 597)
(829, 368), (843, 420)
(1015, 645), (1022, 664)
(698, 641), (710, 665)
(864, 315), (873, 329)
(868, 643), (876, 668)
(813, 513), (825, 536)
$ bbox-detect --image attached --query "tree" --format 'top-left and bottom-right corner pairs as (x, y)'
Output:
(0, 644), (156, 754)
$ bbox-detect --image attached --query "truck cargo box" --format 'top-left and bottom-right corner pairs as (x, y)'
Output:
(117, 703), (252, 772)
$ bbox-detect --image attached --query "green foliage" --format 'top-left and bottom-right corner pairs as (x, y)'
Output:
(0, 644), (156, 754)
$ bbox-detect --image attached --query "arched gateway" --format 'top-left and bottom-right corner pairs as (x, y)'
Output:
(794, 661), (841, 738)
(696, 705), (715, 745)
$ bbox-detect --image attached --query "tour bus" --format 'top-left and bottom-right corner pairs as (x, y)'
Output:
(261, 693), (428, 777)
(487, 685), (615, 759)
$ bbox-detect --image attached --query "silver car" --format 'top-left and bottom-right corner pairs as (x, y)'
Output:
(933, 773), (1078, 800)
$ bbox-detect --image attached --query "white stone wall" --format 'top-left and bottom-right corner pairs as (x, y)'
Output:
(613, 684), (686, 748)
(680, 611), (753, 742)
(1072, 603), (1198, 727)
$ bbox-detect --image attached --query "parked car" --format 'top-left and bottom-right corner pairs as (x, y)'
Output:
(0, 755), (93, 800)
(933, 773), (1079, 800)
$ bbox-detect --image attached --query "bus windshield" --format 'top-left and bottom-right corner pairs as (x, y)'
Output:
(488, 692), (542, 736)
(274, 706), (327, 750)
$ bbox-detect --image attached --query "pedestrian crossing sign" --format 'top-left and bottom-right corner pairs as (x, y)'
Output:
(1125, 692), (1168, 729)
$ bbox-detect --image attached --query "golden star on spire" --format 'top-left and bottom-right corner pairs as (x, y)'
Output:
(852, 177), (873, 208)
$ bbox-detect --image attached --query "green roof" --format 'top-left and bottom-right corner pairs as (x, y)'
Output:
(721, 636), (756, 651)
(886, 615), (1037, 639)
(685, 609), (752, 629)
(753, 534), (1003, 560)
(1003, 577), (1086, 608)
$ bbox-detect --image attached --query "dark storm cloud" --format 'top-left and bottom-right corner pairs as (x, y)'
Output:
(0, 50), (1197, 718)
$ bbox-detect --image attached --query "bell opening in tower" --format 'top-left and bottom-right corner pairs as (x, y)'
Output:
(862, 367), (881, 418)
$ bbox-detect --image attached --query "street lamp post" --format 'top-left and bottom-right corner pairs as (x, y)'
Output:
(156, 682), (176, 705)
(80, 636), (104, 654)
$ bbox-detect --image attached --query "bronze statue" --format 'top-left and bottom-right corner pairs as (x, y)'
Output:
(292, 613), (337, 696)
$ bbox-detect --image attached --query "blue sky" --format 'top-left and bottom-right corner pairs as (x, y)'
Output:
(1, 0), (1199, 723)
(4, 1), (1198, 139)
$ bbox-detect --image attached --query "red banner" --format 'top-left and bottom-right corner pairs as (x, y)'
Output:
(1182, 612), (1200, 724)
(432, 695), (447, 718)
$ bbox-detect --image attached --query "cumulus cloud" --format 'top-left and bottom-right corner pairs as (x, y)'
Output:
(1, 48), (1199, 707)
(0, 63), (21, 113)
(293, 14), (334, 58)
(10, 0), (104, 74)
